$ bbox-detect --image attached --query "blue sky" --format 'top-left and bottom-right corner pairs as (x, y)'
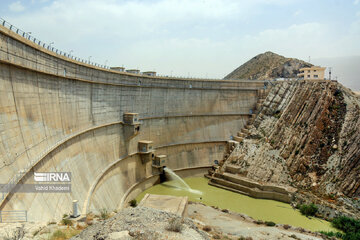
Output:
(1, 0), (360, 89)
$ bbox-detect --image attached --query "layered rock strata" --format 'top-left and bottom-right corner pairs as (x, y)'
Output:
(213, 80), (360, 216)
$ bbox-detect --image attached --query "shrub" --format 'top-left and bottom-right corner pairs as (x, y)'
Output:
(299, 203), (318, 217)
(318, 216), (360, 240)
(334, 89), (342, 97)
(319, 231), (343, 238)
(212, 234), (221, 239)
(283, 224), (291, 229)
(332, 216), (360, 236)
(265, 221), (276, 227)
(100, 208), (109, 220)
(203, 225), (212, 232)
(32, 229), (41, 237)
(85, 213), (94, 225)
(332, 216), (360, 233)
(273, 110), (281, 119)
(61, 218), (73, 226)
(129, 199), (137, 207)
(253, 220), (264, 225)
(166, 217), (183, 232)
(260, 128), (266, 136)
(327, 194), (336, 200)
(342, 232), (360, 240)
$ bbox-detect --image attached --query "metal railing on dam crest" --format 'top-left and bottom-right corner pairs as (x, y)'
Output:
(0, 17), (268, 82)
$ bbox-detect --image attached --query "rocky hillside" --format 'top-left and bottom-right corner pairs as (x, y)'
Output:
(224, 51), (312, 80)
(255, 81), (360, 197)
(218, 80), (360, 216)
(72, 207), (208, 240)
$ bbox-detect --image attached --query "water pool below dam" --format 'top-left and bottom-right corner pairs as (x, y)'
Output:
(136, 177), (336, 233)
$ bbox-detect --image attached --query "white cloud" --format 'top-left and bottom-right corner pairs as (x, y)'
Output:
(293, 9), (302, 16)
(240, 23), (331, 58)
(2, 0), (359, 79)
(9, 1), (25, 12)
(354, 0), (360, 5)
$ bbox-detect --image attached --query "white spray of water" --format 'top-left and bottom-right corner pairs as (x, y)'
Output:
(164, 167), (202, 195)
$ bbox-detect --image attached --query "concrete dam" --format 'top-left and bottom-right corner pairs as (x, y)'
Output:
(0, 24), (265, 222)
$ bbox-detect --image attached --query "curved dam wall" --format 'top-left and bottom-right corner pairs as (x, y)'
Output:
(0, 25), (264, 221)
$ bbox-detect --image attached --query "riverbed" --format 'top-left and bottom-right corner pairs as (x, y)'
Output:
(136, 177), (335, 232)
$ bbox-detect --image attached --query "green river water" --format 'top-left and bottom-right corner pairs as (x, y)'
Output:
(136, 177), (336, 232)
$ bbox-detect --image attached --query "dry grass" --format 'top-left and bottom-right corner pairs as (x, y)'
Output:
(85, 213), (94, 225)
(75, 223), (87, 230)
(165, 217), (184, 232)
(51, 230), (66, 240)
(50, 228), (81, 240)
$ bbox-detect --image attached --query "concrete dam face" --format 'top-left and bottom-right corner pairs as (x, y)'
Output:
(0, 25), (265, 222)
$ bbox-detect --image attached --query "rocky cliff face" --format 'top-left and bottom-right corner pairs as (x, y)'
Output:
(224, 51), (312, 80)
(225, 80), (360, 200)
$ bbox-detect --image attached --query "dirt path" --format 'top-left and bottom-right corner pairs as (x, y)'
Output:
(188, 203), (325, 240)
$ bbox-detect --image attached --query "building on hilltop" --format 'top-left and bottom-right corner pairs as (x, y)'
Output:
(297, 66), (326, 80)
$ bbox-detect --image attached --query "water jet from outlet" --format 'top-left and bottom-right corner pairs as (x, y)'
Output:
(163, 167), (202, 195)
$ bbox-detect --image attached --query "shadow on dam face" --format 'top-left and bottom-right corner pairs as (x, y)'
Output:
(0, 23), (265, 222)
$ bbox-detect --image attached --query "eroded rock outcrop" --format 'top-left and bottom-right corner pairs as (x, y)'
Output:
(254, 80), (360, 198)
(215, 80), (360, 216)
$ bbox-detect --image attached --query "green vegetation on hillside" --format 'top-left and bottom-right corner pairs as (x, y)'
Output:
(298, 203), (318, 217)
(319, 216), (360, 240)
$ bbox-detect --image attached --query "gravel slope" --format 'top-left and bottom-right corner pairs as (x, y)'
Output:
(71, 206), (209, 240)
